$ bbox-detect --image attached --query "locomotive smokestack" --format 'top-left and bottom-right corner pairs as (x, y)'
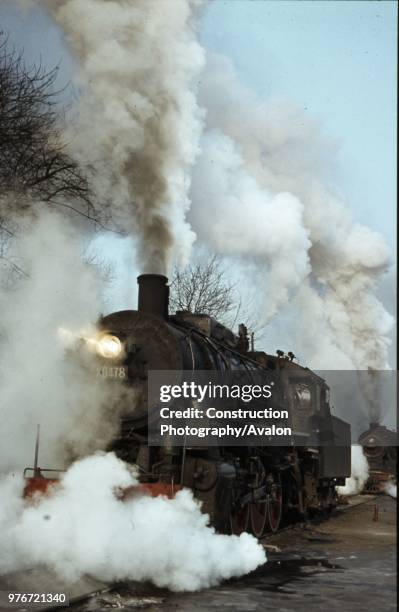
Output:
(137, 274), (169, 319)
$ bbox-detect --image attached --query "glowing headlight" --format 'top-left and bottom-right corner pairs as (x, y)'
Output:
(96, 334), (123, 359)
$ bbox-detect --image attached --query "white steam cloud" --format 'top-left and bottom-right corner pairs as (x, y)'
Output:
(0, 452), (266, 590)
(191, 54), (394, 373)
(0, 209), (121, 471)
(190, 129), (311, 320)
(36, 0), (205, 274)
(336, 445), (369, 496)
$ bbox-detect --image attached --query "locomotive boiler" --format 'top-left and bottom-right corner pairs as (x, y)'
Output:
(89, 273), (351, 536)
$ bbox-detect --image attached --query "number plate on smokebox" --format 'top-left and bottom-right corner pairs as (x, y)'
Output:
(97, 365), (128, 379)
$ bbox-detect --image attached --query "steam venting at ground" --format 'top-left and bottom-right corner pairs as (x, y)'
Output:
(37, 0), (205, 274)
(336, 445), (369, 496)
(0, 209), (124, 471)
(0, 453), (266, 590)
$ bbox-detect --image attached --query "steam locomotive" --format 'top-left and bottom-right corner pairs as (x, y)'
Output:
(89, 274), (351, 536)
(358, 423), (397, 493)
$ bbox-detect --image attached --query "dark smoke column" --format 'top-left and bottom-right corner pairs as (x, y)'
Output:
(38, 0), (205, 274)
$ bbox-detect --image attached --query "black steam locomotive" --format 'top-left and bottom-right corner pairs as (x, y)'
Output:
(358, 423), (397, 493)
(94, 274), (351, 536)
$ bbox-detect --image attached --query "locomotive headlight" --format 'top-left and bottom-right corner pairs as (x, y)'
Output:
(96, 334), (123, 359)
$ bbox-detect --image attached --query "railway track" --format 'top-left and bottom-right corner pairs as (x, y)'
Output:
(261, 494), (380, 543)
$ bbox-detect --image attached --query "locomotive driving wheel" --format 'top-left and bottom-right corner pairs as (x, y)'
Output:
(250, 495), (268, 538)
(266, 473), (282, 533)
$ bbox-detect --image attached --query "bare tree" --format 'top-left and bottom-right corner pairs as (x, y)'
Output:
(169, 255), (236, 320)
(0, 36), (107, 281)
(169, 254), (267, 346)
(0, 37), (96, 218)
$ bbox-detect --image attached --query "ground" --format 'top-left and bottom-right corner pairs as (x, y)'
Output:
(1, 495), (396, 612)
(75, 495), (397, 612)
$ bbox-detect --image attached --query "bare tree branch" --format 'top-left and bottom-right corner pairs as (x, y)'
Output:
(0, 36), (105, 223)
(170, 255), (236, 320)
(170, 255), (268, 345)
(0, 35), (109, 279)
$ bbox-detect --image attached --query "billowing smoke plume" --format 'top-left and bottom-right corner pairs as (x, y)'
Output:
(336, 445), (369, 496)
(0, 209), (122, 471)
(28, 4), (393, 375)
(191, 54), (394, 373)
(0, 452), (266, 590)
(36, 0), (205, 274)
(190, 129), (311, 320)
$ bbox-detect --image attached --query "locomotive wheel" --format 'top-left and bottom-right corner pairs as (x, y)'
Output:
(266, 477), (282, 533)
(250, 497), (268, 538)
(230, 503), (250, 535)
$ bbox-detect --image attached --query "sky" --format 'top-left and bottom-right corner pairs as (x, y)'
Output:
(0, 0), (397, 315)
